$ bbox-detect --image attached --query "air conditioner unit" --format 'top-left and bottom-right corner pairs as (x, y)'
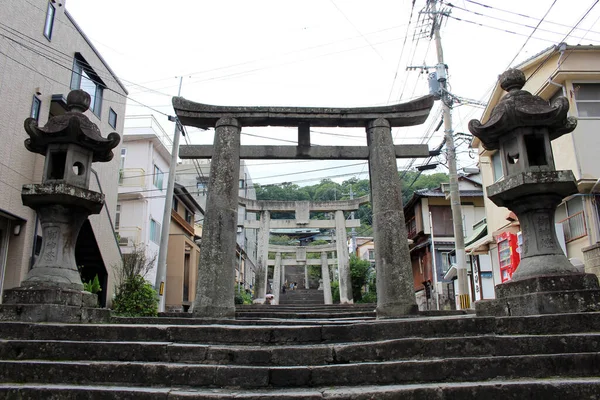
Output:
(118, 236), (132, 246)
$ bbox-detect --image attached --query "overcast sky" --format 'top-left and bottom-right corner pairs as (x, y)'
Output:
(66, 0), (600, 186)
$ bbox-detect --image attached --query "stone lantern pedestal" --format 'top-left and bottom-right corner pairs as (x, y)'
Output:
(0, 90), (120, 323)
(469, 69), (600, 316)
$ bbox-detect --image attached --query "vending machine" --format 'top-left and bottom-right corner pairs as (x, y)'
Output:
(497, 232), (521, 283)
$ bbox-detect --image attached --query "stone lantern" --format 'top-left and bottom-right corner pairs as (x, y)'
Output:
(0, 90), (120, 322)
(469, 69), (600, 316)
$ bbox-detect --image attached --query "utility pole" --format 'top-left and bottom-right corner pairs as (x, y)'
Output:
(429, 0), (470, 309)
(407, 1), (470, 309)
(155, 76), (183, 312)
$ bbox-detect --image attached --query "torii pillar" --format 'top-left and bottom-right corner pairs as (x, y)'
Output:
(191, 118), (240, 318)
(335, 210), (353, 303)
(368, 118), (418, 317)
(255, 210), (271, 304)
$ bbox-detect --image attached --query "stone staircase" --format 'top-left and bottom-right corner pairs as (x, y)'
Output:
(1, 311), (600, 398)
(280, 288), (325, 305)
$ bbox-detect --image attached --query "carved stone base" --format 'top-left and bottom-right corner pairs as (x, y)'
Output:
(0, 286), (109, 323)
(476, 273), (600, 316)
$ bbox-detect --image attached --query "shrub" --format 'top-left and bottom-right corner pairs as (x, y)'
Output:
(349, 255), (371, 302)
(83, 274), (102, 295)
(234, 284), (253, 304)
(358, 290), (377, 304)
(112, 275), (158, 317)
(331, 280), (340, 303)
(111, 244), (158, 317)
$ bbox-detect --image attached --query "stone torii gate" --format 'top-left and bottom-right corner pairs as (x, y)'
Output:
(239, 197), (369, 305)
(267, 243), (337, 305)
(173, 96), (434, 318)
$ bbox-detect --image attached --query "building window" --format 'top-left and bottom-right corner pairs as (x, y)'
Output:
(440, 251), (456, 274)
(153, 164), (164, 190)
(108, 108), (117, 129)
(30, 96), (41, 121)
(70, 53), (104, 117)
(573, 83), (600, 117)
(150, 218), (161, 244)
(115, 204), (121, 230)
(43, 1), (55, 40)
(239, 179), (245, 189)
(172, 196), (179, 212)
(557, 197), (587, 242)
(491, 151), (504, 182)
(368, 249), (375, 260)
(185, 208), (193, 224)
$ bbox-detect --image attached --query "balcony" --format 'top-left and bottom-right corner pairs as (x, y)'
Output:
(559, 211), (587, 243)
(406, 217), (417, 239)
(119, 168), (146, 187)
(117, 226), (142, 247)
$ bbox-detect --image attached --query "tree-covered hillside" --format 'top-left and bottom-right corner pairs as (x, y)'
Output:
(254, 171), (448, 236)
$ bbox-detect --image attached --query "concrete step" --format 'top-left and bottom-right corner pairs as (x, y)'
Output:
(235, 311), (376, 319)
(2, 312), (600, 396)
(0, 352), (599, 388)
(2, 378), (600, 399)
(3, 312), (600, 344)
(1, 334), (599, 365)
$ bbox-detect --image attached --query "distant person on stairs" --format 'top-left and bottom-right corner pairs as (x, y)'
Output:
(293, 282), (297, 290)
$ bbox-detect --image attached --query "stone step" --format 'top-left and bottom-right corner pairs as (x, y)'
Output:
(235, 311), (376, 319)
(1, 333), (598, 365)
(1, 378), (600, 399)
(0, 352), (599, 389)
(3, 312), (600, 344)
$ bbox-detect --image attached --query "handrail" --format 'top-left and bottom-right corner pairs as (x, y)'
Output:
(91, 168), (123, 258)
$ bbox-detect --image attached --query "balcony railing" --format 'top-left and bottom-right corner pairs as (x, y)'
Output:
(406, 217), (417, 239)
(118, 168), (146, 187)
(559, 211), (587, 243)
(117, 226), (142, 247)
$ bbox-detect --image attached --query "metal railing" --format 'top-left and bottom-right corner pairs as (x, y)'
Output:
(116, 226), (142, 247)
(559, 211), (587, 243)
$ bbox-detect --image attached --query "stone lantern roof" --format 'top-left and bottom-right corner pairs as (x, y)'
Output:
(468, 69), (576, 150)
(23, 90), (120, 162)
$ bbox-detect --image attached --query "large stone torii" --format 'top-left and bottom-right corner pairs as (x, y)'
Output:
(240, 197), (369, 305)
(173, 96), (435, 318)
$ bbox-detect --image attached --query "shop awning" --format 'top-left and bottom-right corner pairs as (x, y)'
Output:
(465, 222), (487, 247)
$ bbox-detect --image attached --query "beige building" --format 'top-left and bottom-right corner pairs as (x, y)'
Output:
(404, 175), (490, 310)
(165, 184), (202, 312)
(470, 43), (600, 283)
(0, 0), (127, 306)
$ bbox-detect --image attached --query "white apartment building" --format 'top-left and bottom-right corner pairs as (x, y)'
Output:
(118, 116), (172, 285)
(0, 0), (127, 306)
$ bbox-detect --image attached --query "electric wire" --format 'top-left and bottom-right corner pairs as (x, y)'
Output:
(505, 0), (559, 69)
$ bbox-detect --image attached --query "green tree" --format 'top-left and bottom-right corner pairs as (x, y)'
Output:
(349, 254), (371, 302)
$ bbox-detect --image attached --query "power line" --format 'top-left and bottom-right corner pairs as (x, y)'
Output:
(0, 30), (171, 117)
(445, 15), (560, 44)
(463, 0), (600, 34)
(445, 1), (600, 45)
(505, 0), (559, 69)
(526, 0), (600, 84)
